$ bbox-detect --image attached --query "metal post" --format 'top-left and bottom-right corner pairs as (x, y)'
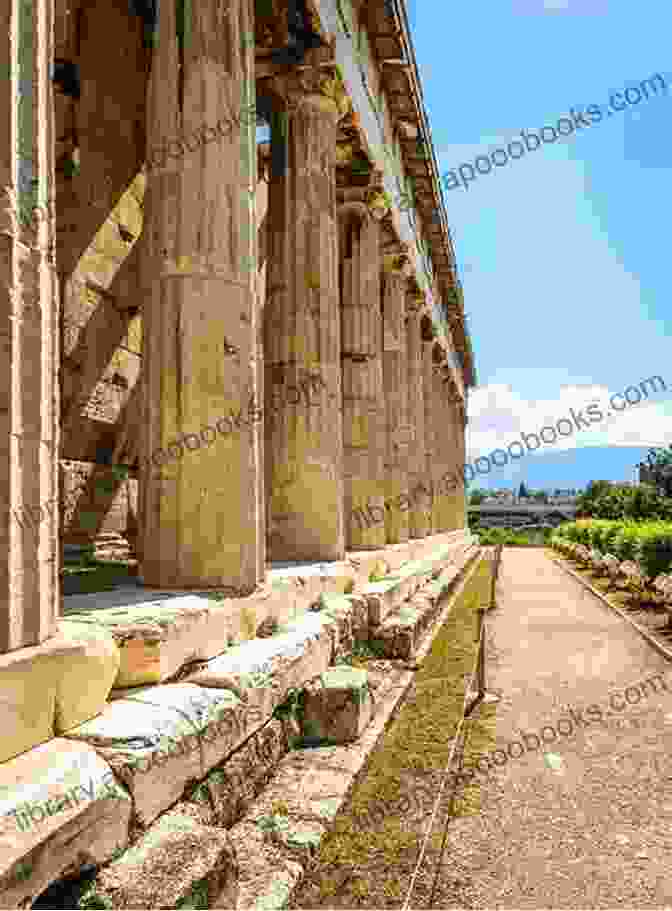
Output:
(477, 606), (486, 698)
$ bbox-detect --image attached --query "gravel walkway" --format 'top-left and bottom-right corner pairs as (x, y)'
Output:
(435, 546), (672, 909)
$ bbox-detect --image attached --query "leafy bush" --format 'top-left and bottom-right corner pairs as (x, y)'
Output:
(577, 481), (672, 522)
(472, 526), (552, 547)
(554, 519), (672, 577)
(635, 526), (672, 579)
(611, 524), (642, 563)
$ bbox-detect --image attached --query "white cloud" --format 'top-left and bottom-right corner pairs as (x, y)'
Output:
(466, 380), (672, 462)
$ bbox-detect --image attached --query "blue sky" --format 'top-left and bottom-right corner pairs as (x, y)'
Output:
(410, 0), (672, 489)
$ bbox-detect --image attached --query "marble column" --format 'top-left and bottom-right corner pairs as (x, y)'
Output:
(405, 296), (429, 538)
(140, 0), (263, 590)
(339, 198), (388, 550)
(263, 61), (347, 561)
(0, 0), (60, 651)
(382, 250), (411, 544)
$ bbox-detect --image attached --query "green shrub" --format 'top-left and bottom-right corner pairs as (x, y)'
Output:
(552, 519), (672, 578)
(611, 524), (641, 562)
(472, 526), (552, 547)
(635, 526), (672, 579)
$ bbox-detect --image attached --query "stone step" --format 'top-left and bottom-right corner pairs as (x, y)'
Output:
(1, 534), (480, 908)
(369, 545), (481, 660)
(57, 532), (475, 692)
(0, 738), (131, 910)
(63, 682), (273, 829)
(362, 537), (476, 627)
(226, 551), (484, 910)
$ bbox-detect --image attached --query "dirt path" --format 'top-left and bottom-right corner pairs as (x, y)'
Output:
(291, 547), (672, 909)
(424, 547), (672, 909)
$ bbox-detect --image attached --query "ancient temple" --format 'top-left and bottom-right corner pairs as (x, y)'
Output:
(0, 0), (476, 905)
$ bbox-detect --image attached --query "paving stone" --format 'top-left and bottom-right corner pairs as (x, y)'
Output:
(0, 738), (131, 910)
(78, 809), (238, 910)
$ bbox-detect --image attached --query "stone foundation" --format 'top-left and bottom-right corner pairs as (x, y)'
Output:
(0, 537), (479, 907)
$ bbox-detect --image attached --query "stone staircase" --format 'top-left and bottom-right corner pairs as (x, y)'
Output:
(0, 531), (480, 909)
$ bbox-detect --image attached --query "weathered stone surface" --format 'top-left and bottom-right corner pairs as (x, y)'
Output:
(265, 71), (345, 564)
(63, 595), (232, 688)
(0, 0), (60, 656)
(0, 639), (84, 764)
(53, 620), (120, 732)
(371, 547), (480, 660)
(186, 719), (287, 829)
(188, 612), (333, 721)
(0, 739), (131, 910)
(313, 594), (368, 658)
(302, 667), (373, 744)
(78, 810), (238, 910)
(63, 683), (267, 828)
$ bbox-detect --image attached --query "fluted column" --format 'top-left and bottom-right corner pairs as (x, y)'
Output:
(406, 297), (429, 538)
(382, 250), (411, 544)
(140, 0), (263, 590)
(339, 193), (388, 550)
(456, 397), (468, 528)
(430, 356), (445, 532)
(421, 335), (435, 534)
(435, 363), (453, 531)
(0, 0), (60, 651)
(263, 60), (347, 561)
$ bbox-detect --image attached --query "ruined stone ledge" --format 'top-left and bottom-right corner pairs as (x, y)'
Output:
(227, 547), (483, 910)
(362, 534), (475, 627)
(302, 667), (373, 745)
(370, 544), (481, 660)
(186, 612), (334, 725)
(0, 739), (131, 910)
(2, 544), (481, 908)
(62, 683), (266, 829)
(61, 595), (232, 689)
(75, 809), (238, 910)
(55, 532), (473, 696)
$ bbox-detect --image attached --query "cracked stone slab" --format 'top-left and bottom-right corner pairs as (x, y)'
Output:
(61, 595), (233, 688)
(62, 683), (268, 828)
(0, 738), (131, 911)
(188, 611), (334, 720)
